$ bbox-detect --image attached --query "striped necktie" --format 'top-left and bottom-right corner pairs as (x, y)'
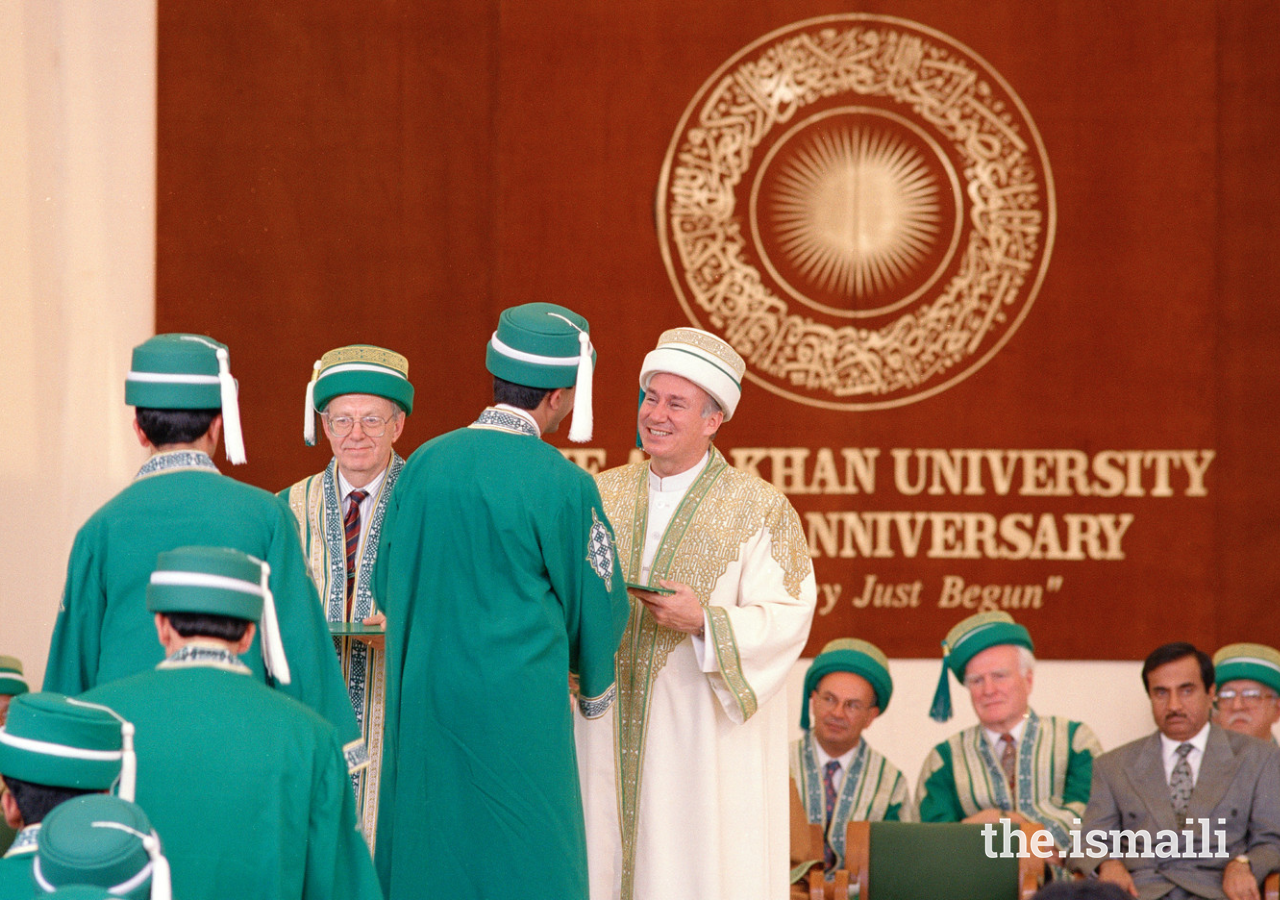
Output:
(1000, 733), (1017, 794)
(344, 489), (368, 615)
(822, 759), (841, 870)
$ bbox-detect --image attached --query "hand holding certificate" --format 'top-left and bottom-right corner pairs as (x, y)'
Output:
(330, 612), (386, 650)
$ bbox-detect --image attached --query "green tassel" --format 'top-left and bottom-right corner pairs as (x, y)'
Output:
(635, 389), (646, 449)
(929, 650), (953, 723)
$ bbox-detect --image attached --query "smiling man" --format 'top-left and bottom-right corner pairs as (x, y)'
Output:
(576, 327), (816, 900)
(280, 344), (412, 850)
(790, 639), (909, 896)
(916, 611), (1101, 859)
(1073, 643), (1280, 900)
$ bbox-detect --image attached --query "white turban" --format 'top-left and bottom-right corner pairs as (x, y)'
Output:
(639, 328), (746, 419)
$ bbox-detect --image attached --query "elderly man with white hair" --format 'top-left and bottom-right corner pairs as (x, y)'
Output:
(1213, 643), (1280, 744)
(916, 611), (1102, 860)
(575, 327), (816, 900)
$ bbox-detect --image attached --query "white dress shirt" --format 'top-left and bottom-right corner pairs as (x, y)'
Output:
(813, 740), (860, 794)
(1160, 721), (1210, 786)
(638, 452), (714, 668)
(337, 466), (388, 559)
(983, 715), (1028, 753)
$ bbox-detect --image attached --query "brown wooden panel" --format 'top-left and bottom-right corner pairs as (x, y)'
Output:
(157, 0), (1280, 659)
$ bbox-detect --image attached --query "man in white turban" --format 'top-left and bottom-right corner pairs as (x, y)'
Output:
(575, 327), (816, 900)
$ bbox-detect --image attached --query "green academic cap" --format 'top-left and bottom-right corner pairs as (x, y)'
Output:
(0, 693), (135, 800)
(1213, 642), (1280, 695)
(124, 334), (246, 465)
(38, 888), (116, 899)
(0, 655), (29, 696)
(929, 611), (1034, 723)
(35, 795), (170, 900)
(485, 303), (596, 442)
(303, 344), (414, 445)
(800, 638), (893, 729)
(146, 546), (290, 685)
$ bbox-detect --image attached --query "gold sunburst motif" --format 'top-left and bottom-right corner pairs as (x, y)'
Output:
(657, 14), (1056, 410)
(770, 126), (941, 301)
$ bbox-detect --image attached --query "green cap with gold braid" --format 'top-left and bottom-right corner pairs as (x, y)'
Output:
(929, 612), (1033, 722)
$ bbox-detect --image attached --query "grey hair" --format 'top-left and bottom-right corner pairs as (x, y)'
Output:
(700, 393), (723, 418)
(1016, 645), (1036, 677)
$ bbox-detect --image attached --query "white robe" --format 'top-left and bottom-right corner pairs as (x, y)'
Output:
(577, 448), (816, 900)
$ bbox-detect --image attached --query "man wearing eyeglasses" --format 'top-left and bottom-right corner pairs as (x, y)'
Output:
(281, 344), (413, 852)
(1213, 643), (1280, 745)
(916, 612), (1101, 862)
(790, 639), (909, 898)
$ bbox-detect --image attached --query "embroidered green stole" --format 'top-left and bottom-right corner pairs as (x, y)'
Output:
(286, 453), (402, 847)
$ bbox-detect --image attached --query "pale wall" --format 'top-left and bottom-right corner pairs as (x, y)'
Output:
(0, 1), (157, 688)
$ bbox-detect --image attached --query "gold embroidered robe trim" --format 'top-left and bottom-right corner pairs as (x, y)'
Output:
(597, 446), (813, 899)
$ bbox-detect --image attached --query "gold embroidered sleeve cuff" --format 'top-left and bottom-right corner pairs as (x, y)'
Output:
(706, 606), (759, 722)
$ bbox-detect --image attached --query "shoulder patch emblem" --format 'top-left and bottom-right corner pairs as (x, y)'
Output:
(586, 508), (616, 592)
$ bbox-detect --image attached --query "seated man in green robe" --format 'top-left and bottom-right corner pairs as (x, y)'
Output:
(43, 333), (362, 772)
(917, 611), (1102, 862)
(82, 545), (381, 900)
(790, 638), (910, 897)
(0, 692), (134, 900)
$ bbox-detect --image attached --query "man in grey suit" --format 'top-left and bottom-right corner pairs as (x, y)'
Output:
(1071, 642), (1280, 900)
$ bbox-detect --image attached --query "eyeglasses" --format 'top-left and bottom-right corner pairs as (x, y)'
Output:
(964, 669), (1015, 689)
(1216, 688), (1278, 705)
(814, 692), (872, 715)
(324, 414), (396, 437)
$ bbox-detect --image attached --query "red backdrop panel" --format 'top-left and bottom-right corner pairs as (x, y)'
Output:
(157, 0), (1280, 659)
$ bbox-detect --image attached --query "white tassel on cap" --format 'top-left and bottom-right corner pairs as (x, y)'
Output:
(217, 347), (247, 465)
(64, 698), (136, 802)
(143, 832), (172, 900)
(91, 823), (172, 900)
(303, 360), (321, 446)
(568, 330), (593, 443)
(119, 721), (137, 803)
(547, 312), (593, 443)
(256, 559), (292, 685)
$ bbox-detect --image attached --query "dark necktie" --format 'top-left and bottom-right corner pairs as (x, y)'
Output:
(822, 759), (841, 870)
(1000, 733), (1017, 794)
(1170, 742), (1194, 821)
(344, 489), (368, 616)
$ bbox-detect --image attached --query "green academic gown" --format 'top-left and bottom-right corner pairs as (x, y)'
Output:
(373, 408), (630, 900)
(83, 646), (381, 900)
(43, 450), (364, 769)
(0, 826), (37, 900)
(915, 710), (1100, 848)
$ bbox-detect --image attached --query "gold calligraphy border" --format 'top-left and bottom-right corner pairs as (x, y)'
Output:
(656, 13), (1056, 410)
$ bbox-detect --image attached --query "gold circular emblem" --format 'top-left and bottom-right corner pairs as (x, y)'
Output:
(657, 15), (1055, 410)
